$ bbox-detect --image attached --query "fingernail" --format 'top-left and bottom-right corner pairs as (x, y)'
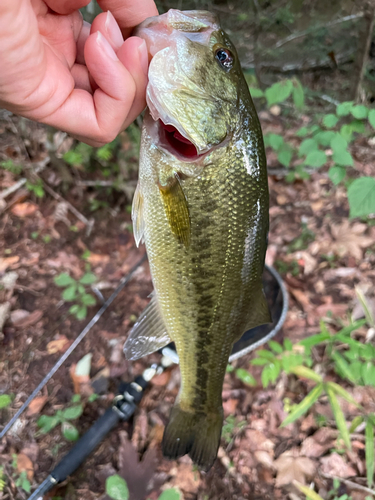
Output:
(96, 31), (118, 61)
(137, 39), (149, 77)
(104, 10), (123, 48)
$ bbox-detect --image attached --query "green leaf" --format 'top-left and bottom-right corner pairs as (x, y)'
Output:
(362, 362), (375, 387)
(106, 475), (129, 500)
(351, 105), (368, 120)
(62, 285), (77, 301)
(340, 124), (353, 143)
(349, 120), (366, 134)
(292, 79), (304, 110)
(236, 368), (256, 386)
(330, 133), (348, 153)
(261, 365), (272, 388)
(348, 177), (375, 218)
(331, 351), (358, 384)
(268, 340), (283, 354)
(349, 415), (364, 433)
(62, 422), (79, 441)
(333, 149), (353, 167)
(37, 415), (61, 433)
(336, 101), (354, 117)
(61, 405), (83, 420)
(267, 133), (284, 151)
(256, 349), (275, 360)
(284, 339), (293, 351)
(328, 166), (346, 186)
(76, 306), (87, 320)
(158, 489), (181, 500)
(54, 273), (75, 287)
(0, 394), (11, 409)
(81, 294), (96, 306)
(314, 130), (336, 147)
(278, 150), (292, 168)
(326, 381), (361, 407)
(250, 357), (269, 366)
(281, 383), (323, 426)
(265, 80), (293, 106)
(299, 138), (318, 156)
(249, 87), (264, 98)
(293, 481), (324, 500)
(296, 126), (309, 137)
(79, 273), (97, 285)
(323, 114), (339, 128)
(304, 150), (327, 168)
(298, 332), (331, 349)
(365, 419), (374, 487)
(369, 109), (375, 130)
(69, 304), (80, 315)
(71, 394), (81, 403)
(326, 383), (351, 449)
(289, 365), (323, 382)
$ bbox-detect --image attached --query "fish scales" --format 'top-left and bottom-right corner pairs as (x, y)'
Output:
(124, 9), (270, 471)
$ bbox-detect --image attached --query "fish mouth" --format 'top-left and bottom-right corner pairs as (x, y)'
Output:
(157, 119), (206, 161)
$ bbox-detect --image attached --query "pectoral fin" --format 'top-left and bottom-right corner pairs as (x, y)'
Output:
(123, 294), (171, 360)
(159, 173), (190, 247)
(132, 182), (145, 247)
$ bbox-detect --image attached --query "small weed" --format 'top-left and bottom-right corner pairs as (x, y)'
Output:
(0, 394), (12, 409)
(105, 474), (181, 500)
(222, 415), (246, 445)
(26, 178), (44, 198)
(11, 455), (31, 493)
(54, 271), (97, 320)
(288, 223), (315, 252)
(275, 259), (300, 276)
(1, 159), (22, 175)
(37, 395), (84, 441)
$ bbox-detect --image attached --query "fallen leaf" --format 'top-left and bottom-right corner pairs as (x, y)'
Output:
(11, 309), (43, 328)
(274, 449), (316, 486)
(16, 452), (34, 481)
(300, 436), (332, 458)
(254, 450), (275, 470)
(244, 429), (275, 454)
(46, 335), (72, 354)
(317, 220), (374, 260)
(70, 354), (92, 396)
(11, 202), (38, 218)
(0, 256), (19, 273)
(27, 396), (48, 417)
(320, 453), (356, 478)
(86, 253), (110, 265)
(150, 370), (171, 387)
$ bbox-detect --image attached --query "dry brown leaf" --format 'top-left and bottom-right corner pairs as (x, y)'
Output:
(46, 335), (72, 354)
(86, 253), (110, 265)
(244, 429), (275, 455)
(11, 309), (43, 328)
(0, 256), (20, 273)
(300, 436), (332, 458)
(320, 453), (356, 478)
(16, 452), (34, 481)
(10, 309), (30, 325)
(274, 449), (316, 486)
(254, 450), (275, 470)
(317, 220), (374, 260)
(11, 202), (38, 218)
(27, 396), (48, 417)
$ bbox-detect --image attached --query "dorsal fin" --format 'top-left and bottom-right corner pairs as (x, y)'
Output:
(123, 294), (171, 360)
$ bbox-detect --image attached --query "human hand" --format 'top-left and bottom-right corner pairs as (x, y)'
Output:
(0, 0), (158, 146)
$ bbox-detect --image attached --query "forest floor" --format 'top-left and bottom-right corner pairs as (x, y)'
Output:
(0, 98), (375, 500)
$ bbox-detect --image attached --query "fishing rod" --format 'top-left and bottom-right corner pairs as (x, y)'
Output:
(1, 263), (287, 500)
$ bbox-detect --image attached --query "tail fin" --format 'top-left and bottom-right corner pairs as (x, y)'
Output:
(162, 404), (223, 471)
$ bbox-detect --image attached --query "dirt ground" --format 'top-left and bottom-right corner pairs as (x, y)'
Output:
(1, 102), (375, 500)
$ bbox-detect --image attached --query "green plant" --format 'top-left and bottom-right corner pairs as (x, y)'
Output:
(0, 394), (12, 409)
(250, 79), (375, 218)
(0, 159), (22, 175)
(11, 455), (31, 493)
(105, 475), (181, 500)
(0, 466), (5, 492)
(54, 271), (97, 320)
(245, 319), (375, 487)
(221, 415), (246, 444)
(26, 178), (44, 198)
(37, 395), (84, 441)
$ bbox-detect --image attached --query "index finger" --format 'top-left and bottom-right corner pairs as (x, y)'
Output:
(97, 0), (158, 38)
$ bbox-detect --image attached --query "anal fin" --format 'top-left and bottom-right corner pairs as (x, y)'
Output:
(123, 294), (171, 360)
(234, 287), (272, 343)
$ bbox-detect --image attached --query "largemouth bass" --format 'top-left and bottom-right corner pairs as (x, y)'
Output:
(124, 9), (271, 471)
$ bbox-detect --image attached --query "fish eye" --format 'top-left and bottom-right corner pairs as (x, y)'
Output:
(215, 47), (234, 71)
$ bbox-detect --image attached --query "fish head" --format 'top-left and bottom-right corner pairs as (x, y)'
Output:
(136, 10), (244, 161)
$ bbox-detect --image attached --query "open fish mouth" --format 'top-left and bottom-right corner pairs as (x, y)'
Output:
(157, 119), (206, 161)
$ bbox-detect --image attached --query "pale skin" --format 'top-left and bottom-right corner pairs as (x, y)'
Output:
(0, 0), (158, 147)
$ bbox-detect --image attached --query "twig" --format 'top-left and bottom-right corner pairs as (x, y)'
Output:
(274, 13), (364, 50)
(41, 182), (95, 236)
(76, 180), (115, 187)
(320, 472), (375, 496)
(0, 158), (49, 200)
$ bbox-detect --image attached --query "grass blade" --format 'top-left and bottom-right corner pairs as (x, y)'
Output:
(349, 415), (364, 433)
(293, 481), (324, 500)
(281, 383), (323, 427)
(327, 381), (362, 408)
(365, 418), (374, 488)
(289, 365), (323, 383)
(355, 286), (375, 328)
(326, 383), (351, 449)
(331, 351), (358, 385)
